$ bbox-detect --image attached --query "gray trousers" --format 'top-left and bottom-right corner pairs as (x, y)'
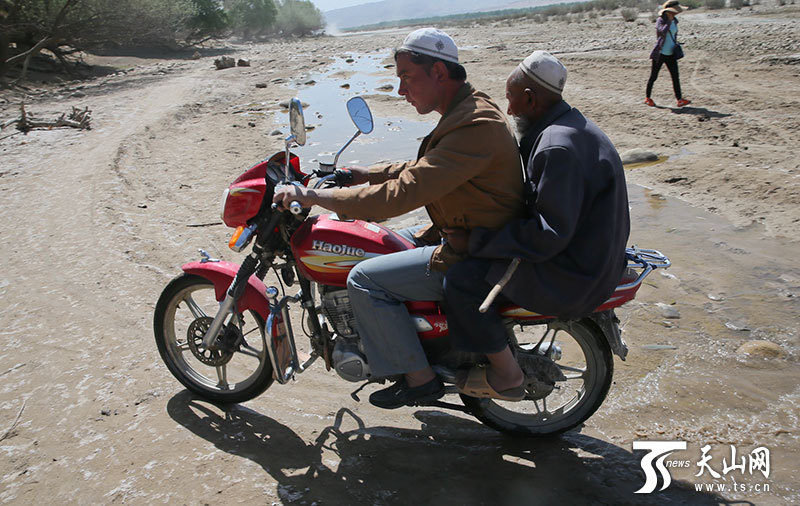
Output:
(346, 227), (445, 377)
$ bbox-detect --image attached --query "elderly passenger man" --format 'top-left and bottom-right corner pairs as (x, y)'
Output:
(443, 51), (631, 400)
(273, 28), (524, 408)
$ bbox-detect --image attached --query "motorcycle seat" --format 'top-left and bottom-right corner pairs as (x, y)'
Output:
(498, 267), (642, 321)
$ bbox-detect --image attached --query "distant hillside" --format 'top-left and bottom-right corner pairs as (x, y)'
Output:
(324, 0), (534, 30)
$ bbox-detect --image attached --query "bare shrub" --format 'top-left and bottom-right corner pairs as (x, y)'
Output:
(621, 7), (639, 21)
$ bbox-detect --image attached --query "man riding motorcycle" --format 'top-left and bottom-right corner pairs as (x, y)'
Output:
(273, 27), (524, 409)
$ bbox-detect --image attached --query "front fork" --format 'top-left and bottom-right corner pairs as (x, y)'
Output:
(199, 249), (324, 385)
(201, 251), (260, 349)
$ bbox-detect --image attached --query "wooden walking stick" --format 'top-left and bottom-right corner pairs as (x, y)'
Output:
(478, 257), (521, 313)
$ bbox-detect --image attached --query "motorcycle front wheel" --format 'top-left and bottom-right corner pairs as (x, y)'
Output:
(461, 318), (613, 437)
(153, 274), (274, 403)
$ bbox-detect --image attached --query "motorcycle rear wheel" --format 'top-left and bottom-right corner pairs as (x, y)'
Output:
(461, 318), (613, 437)
(154, 274), (274, 403)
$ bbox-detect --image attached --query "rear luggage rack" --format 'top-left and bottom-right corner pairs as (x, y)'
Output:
(620, 247), (671, 290)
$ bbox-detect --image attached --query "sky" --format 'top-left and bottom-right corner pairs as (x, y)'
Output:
(310, 0), (374, 12)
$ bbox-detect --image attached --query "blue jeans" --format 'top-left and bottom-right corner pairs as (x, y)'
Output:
(346, 227), (444, 377)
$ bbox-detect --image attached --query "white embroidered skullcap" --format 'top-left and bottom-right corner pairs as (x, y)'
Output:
(519, 50), (567, 94)
(398, 27), (459, 64)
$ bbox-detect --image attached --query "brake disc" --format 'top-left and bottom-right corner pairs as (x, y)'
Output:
(187, 316), (234, 366)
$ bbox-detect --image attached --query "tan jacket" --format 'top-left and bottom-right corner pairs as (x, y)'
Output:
(329, 83), (524, 271)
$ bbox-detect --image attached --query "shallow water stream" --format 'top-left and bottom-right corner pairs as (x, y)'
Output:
(275, 51), (435, 168)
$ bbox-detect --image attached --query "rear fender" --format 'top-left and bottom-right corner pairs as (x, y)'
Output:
(587, 310), (627, 360)
(181, 261), (271, 319)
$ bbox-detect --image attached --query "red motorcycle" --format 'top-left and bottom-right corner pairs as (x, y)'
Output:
(153, 97), (670, 436)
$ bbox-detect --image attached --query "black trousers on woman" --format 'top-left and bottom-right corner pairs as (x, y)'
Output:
(646, 54), (682, 99)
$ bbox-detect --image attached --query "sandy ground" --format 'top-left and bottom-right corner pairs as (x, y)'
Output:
(1, 4), (799, 505)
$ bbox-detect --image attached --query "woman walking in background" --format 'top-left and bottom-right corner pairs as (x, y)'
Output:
(645, 0), (691, 108)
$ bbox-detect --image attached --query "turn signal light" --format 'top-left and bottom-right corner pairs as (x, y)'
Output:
(228, 226), (244, 250)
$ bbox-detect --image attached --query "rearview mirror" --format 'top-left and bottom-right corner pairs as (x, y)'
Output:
(289, 98), (306, 146)
(346, 96), (373, 134)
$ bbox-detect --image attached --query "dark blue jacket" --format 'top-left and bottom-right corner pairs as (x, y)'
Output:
(468, 101), (630, 318)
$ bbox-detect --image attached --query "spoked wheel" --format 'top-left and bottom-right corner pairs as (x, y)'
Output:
(461, 319), (613, 437)
(154, 274), (274, 403)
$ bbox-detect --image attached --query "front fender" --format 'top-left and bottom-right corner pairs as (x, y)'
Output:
(182, 261), (271, 319)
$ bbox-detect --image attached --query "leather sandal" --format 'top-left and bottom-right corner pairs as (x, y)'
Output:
(457, 366), (525, 402)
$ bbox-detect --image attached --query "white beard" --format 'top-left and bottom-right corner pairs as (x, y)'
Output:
(513, 114), (533, 140)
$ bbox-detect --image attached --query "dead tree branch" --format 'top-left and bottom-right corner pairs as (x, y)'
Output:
(4, 103), (92, 133)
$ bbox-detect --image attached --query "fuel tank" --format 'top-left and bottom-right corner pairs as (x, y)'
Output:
(290, 214), (415, 287)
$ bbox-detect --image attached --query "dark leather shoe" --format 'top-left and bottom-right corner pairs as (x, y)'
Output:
(369, 377), (444, 409)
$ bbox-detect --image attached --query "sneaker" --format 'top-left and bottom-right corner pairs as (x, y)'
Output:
(644, 97), (655, 107)
(676, 98), (691, 107)
(369, 377), (444, 409)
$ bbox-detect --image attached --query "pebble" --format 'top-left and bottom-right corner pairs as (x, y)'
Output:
(725, 322), (750, 331)
(279, 100), (309, 109)
(707, 293), (724, 301)
(655, 302), (680, 319)
(736, 340), (785, 358)
(214, 56), (235, 70)
(642, 344), (678, 350)
(620, 148), (659, 165)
